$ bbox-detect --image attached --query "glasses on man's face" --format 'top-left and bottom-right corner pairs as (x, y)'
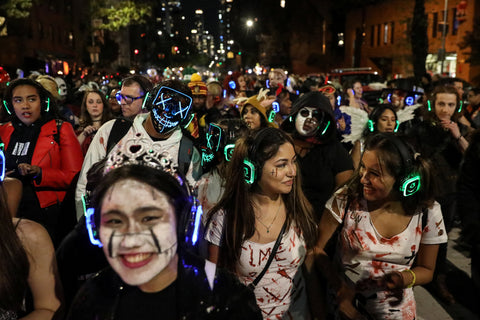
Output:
(115, 92), (144, 105)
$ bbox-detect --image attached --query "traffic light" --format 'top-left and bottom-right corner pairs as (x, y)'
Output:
(134, 49), (139, 55)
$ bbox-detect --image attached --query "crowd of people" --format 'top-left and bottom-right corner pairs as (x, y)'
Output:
(0, 67), (479, 320)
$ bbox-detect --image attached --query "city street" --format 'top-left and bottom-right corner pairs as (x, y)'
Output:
(417, 228), (479, 320)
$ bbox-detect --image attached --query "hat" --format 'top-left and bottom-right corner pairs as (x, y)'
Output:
(188, 73), (207, 96)
(240, 89), (278, 128)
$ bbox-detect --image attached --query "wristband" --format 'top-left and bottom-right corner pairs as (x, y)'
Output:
(404, 269), (416, 288)
(456, 135), (462, 141)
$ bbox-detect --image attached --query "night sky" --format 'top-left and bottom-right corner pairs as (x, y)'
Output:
(182, 0), (220, 39)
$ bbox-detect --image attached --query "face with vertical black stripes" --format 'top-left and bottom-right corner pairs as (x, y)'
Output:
(99, 179), (177, 288)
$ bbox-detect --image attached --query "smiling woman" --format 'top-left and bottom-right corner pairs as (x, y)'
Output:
(205, 127), (317, 319)
(67, 143), (262, 319)
(314, 133), (447, 320)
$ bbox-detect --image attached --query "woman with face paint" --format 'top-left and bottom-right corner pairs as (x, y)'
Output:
(206, 127), (318, 319)
(314, 133), (447, 320)
(67, 150), (262, 320)
(281, 91), (354, 222)
(240, 92), (278, 131)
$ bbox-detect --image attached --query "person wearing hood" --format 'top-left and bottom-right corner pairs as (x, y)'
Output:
(281, 91), (353, 222)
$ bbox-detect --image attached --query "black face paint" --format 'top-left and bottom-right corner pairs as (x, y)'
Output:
(150, 228), (162, 253)
(108, 230), (115, 258)
(271, 169), (275, 176)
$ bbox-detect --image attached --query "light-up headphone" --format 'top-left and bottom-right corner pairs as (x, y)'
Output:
(382, 134), (421, 197)
(0, 142), (5, 182)
(3, 79), (52, 115)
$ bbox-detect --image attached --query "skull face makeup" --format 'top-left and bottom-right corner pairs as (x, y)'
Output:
(148, 86), (193, 134)
(295, 107), (321, 136)
(99, 179), (178, 288)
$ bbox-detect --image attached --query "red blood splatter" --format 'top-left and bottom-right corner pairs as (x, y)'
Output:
(416, 226), (422, 235)
(424, 226), (430, 232)
(411, 245), (416, 252)
(371, 260), (384, 274)
(380, 235), (399, 245)
(375, 253), (390, 258)
(366, 232), (377, 244)
(100, 137), (104, 145)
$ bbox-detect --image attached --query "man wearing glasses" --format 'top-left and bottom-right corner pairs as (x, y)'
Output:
(115, 75), (153, 120)
(74, 79), (202, 222)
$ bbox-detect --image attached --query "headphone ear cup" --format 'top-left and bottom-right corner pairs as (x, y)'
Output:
(44, 98), (50, 113)
(141, 91), (151, 110)
(427, 100), (432, 112)
(398, 174), (422, 197)
(85, 207), (103, 247)
(243, 158), (257, 185)
(458, 100), (463, 113)
(394, 120), (400, 132)
(2, 100), (12, 115)
(367, 120), (375, 132)
(179, 196), (203, 247)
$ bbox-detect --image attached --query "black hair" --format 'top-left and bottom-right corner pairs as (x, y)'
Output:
(362, 104), (398, 137)
(3, 78), (58, 118)
(122, 75), (153, 96)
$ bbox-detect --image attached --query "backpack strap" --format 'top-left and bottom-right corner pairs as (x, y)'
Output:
(106, 118), (133, 155)
(178, 135), (194, 176)
(54, 119), (64, 145)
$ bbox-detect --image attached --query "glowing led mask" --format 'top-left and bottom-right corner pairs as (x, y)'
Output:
(150, 86), (193, 134)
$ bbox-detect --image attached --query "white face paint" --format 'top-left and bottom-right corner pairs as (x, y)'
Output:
(295, 107), (320, 136)
(99, 179), (177, 288)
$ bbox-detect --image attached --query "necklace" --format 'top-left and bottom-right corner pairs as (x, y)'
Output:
(256, 201), (282, 233)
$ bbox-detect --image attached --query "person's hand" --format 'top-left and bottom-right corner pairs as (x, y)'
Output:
(336, 281), (366, 320)
(440, 119), (461, 139)
(338, 117), (347, 131)
(347, 88), (355, 98)
(82, 125), (97, 137)
(17, 163), (41, 177)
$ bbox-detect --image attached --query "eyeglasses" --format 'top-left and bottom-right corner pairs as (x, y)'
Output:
(115, 92), (145, 105)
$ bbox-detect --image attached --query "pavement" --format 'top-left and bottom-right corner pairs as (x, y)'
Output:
(416, 228), (479, 320)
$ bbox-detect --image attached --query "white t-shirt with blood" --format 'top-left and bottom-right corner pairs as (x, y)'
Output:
(205, 210), (309, 320)
(326, 188), (448, 320)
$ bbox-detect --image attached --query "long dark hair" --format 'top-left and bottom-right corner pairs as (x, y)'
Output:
(208, 128), (317, 271)
(345, 133), (435, 215)
(79, 89), (113, 128)
(0, 184), (30, 310)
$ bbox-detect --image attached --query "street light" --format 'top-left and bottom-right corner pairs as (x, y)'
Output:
(246, 19), (254, 28)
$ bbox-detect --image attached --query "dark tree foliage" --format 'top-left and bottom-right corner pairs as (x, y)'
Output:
(459, 18), (480, 66)
(410, 0), (428, 80)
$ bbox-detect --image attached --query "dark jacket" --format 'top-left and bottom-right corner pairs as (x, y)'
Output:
(67, 251), (262, 320)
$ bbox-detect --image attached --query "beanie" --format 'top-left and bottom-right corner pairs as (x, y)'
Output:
(188, 73), (207, 96)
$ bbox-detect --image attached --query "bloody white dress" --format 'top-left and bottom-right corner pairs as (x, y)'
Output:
(326, 188), (448, 320)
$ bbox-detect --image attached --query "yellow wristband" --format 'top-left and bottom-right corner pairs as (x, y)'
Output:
(404, 269), (416, 288)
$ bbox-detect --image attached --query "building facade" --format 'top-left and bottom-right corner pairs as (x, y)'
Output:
(343, 0), (479, 84)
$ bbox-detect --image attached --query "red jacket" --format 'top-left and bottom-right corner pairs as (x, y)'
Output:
(0, 119), (84, 208)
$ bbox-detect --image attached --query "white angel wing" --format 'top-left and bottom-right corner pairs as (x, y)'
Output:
(397, 104), (421, 124)
(339, 106), (369, 144)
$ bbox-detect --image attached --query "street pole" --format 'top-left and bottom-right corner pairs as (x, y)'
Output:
(440, 0), (448, 74)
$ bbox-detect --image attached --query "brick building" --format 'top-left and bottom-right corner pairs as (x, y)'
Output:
(0, 0), (88, 77)
(343, 0), (479, 84)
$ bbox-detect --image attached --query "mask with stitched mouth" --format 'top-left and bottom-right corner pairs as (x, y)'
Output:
(148, 86), (193, 134)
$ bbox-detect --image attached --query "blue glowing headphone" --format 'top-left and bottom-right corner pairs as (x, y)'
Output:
(83, 166), (203, 249)
(0, 142), (5, 182)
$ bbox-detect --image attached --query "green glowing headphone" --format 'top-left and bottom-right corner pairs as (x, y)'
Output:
(384, 134), (421, 197)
